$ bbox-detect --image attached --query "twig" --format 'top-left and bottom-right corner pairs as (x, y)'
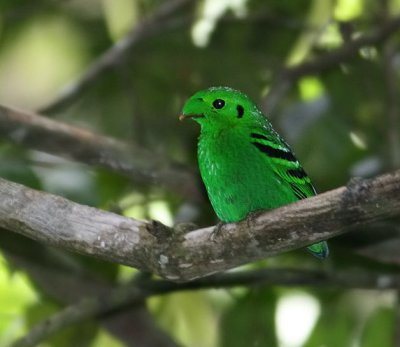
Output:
(38, 0), (195, 114)
(11, 267), (400, 347)
(0, 170), (399, 281)
(0, 104), (202, 201)
(264, 15), (400, 112)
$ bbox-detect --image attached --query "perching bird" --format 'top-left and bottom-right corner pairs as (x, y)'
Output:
(179, 86), (328, 258)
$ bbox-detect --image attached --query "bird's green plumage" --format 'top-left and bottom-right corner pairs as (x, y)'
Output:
(181, 86), (328, 258)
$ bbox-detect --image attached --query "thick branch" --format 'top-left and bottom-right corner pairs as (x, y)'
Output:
(0, 170), (399, 281)
(11, 267), (400, 347)
(39, 0), (194, 114)
(264, 15), (400, 112)
(0, 104), (202, 201)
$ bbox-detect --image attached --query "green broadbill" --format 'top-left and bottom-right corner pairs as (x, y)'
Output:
(180, 86), (328, 258)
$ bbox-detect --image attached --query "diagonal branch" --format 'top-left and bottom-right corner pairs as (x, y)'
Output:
(39, 0), (195, 114)
(11, 267), (400, 347)
(0, 170), (399, 281)
(0, 104), (202, 201)
(264, 15), (400, 112)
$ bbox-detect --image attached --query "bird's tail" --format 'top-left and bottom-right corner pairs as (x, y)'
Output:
(307, 241), (329, 259)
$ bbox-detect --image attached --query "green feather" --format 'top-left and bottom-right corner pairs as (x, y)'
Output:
(181, 86), (328, 259)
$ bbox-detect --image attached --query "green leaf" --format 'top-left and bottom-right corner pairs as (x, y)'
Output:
(360, 306), (395, 347)
(25, 300), (98, 347)
(220, 288), (277, 347)
(305, 291), (360, 347)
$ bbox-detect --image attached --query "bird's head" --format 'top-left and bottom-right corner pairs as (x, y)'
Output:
(179, 86), (264, 130)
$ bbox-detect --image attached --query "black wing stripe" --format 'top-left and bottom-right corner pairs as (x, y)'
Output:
(287, 168), (308, 179)
(252, 142), (297, 162)
(250, 133), (272, 141)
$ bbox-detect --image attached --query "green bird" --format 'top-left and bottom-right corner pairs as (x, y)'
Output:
(180, 86), (328, 258)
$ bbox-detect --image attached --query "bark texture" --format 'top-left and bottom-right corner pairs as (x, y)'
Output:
(0, 170), (399, 281)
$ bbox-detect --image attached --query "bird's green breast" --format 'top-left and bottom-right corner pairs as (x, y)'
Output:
(198, 126), (299, 222)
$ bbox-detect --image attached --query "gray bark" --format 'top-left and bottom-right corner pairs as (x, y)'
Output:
(0, 170), (399, 282)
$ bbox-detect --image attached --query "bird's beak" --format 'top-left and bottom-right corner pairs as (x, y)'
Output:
(179, 114), (204, 121)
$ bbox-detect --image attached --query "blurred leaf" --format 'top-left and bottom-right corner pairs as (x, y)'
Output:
(95, 169), (131, 209)
(0, 144), (41, 189)
(25, 300), (98, 347)
(150, 291), (218, 347)
(360, 306), (395, 347)
(220, 288), (277, 347)
(0, 261), (37, 347)
(305, 291), (361, 347)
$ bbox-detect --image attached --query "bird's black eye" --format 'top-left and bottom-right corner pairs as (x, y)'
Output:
(212, 99), (225, 109)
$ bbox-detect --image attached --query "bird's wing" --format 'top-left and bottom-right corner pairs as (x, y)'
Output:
(249, 128), (316, 199)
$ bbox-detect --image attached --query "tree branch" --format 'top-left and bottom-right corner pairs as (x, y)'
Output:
(0, 170), (399, 281)
(264, 15), (400, 112)
(11, 266), (400, 347)
(0, 104), (202, 201)
(38, 0), (195, 114)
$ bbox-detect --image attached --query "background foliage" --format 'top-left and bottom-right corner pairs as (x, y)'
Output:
(0, 0), (400, 346)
